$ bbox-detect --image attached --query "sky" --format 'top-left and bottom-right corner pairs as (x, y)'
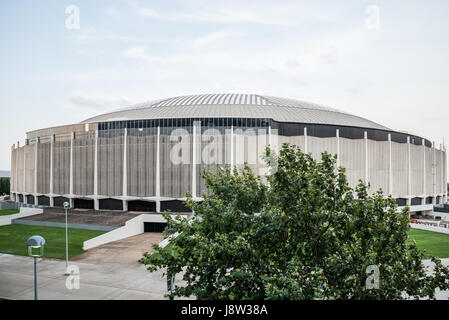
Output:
(0, 0), (448, 176)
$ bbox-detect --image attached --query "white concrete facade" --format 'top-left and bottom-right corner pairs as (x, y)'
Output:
(10, 94), (448, 212)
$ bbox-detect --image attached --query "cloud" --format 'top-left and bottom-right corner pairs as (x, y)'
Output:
(69, 90), (133, 110)
(346, 87), (361, 95)
(191, 29), (242, 47)
(71, 27), (172, 43)
(105, 7), (121, 18)
(137, 6), (279, 25)
(136, 2), (329, 26)
(284, 59), (301, 68)
(119, 27), (366, 79)
(123, 47), (162, 64)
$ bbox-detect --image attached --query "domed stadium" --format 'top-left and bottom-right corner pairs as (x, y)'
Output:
(10, 93), (447, 213)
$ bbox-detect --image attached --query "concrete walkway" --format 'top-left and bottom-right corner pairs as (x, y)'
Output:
(0, 233), (171, 300)
(1, 248), (447, 300)
(73, 233), (164, 266)
(0, 253), (171, 300)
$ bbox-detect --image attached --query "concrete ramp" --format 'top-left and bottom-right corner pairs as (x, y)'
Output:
(82, 213), (188, 250)
(0, 207), (43, 226)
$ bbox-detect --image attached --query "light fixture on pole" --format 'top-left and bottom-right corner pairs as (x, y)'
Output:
(63, 201), (70, 275)
(27, 235), (46, 300)
(167, 244), (175, 293)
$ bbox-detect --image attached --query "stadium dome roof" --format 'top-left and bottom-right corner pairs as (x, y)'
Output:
(81, 93), (389, 131)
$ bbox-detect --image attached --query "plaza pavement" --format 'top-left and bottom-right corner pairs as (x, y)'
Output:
(0, 236), (448, 300)
(0, 232), (174, 300)
(0, 253), (171, 300)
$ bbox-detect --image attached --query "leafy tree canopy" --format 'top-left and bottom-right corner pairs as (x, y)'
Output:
(0, 178), (10, 195)
(140, 144), (449, 299)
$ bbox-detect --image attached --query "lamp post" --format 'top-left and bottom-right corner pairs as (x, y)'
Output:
(27, 235), (46, 300)
(63, 201), (69, 275)
(167, 245), (175, 293)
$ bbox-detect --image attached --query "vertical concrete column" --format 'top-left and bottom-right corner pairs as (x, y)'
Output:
(192, 122), (197, 199)
(364, 131), (368, 184)
(422, 139), (426, 197)
(69, 132), (75, 208)
(336, 129), (340, 167)
(94, 130), (99, 211)
(304, 127), (308, 154)
(156, 126), (161, 212)
(16, 141), (20, 196)
(268, 125), (271, 149)
(34, 138), (39, 205)
(49, 135), (55, 207)
(440, 144), (444, 197)
(23, 140), (28, 204)
(444, 146), (447, 203)
(432, 142), (436, 197)
(10, 144), (15, 198)
(122, 128), (128, 211)
(407, 137), (412, 206)
(69, 132), (74, 197)
(388, 134), (393, 196)
(432, 142), (436, 205)
(10, 143), (15, 199)
(230, 124), (234, 169)
(444, 146), (448, 203)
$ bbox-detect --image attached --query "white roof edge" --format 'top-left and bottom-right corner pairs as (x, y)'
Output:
(79, 93), (390, 131)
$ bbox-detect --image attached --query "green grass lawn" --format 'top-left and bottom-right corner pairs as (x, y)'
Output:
(0, 209), (20, 216)
(0, 225), (105, 259)
(149, 230), (449, 261)
(407, 229), (449, 258)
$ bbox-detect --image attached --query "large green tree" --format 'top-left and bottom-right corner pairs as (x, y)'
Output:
(140, 144), (449, 299)
(0, 178), (10, 195)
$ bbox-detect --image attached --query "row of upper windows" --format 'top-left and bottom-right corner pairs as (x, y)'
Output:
(96, 118), (431, 146)
(98, 118), (272, 131)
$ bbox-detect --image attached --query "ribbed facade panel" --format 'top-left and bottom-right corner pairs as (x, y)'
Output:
(193, 124), (202, 197)
(340, 138), (364, 189)
(10, 148), (16, 192)
(425, 147), (433, 195)
(16, 147), (24, 192)
(24, 144), (35, 194)
(277, 135), (305, 152)
(308, 136), (337, 162)
(199, 127), (226, 196)
(443, 152), (447, 192)
(392, 142), (408, 197)
(368, 140), (389, 194)
(53, 140), (70, 195)
(435, 149), (442, 194)
(410, 144), (424, 196)
(127, 128), (157, 197)
(73, 132), (95, 196)
(36, 141), (51, 194)
(98, 131), (123, 197)
(161, 127), (192, 198)
(240, 128), (269, 177)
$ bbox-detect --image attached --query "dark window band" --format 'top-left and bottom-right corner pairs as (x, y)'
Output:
(97, 118), (430, 145)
